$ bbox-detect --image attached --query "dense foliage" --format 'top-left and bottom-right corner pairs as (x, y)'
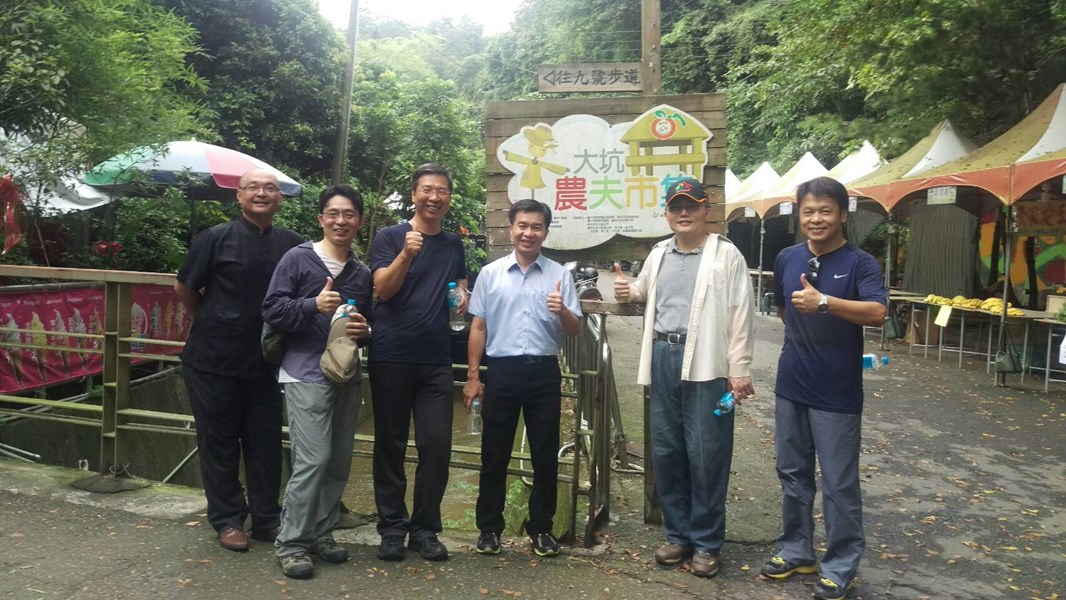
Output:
(482, 0), (1066, 177)
(0, 0), (207, 194)
(3, 0), (1063, 272)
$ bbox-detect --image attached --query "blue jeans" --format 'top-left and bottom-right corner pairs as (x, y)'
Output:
(650, 340), (734, 553)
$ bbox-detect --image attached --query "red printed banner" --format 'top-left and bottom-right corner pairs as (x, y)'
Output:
(1015, 201), (1066, 236)
(0, 285), (189, 394)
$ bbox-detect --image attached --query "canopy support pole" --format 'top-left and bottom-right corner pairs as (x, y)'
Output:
(994, 205), (1014, 387)
(884, 217), (894, 290)
(756, 219), (766, 313)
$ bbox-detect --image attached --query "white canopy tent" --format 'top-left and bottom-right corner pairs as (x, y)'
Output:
(724, 162), (781, 219)
(749, 152), (829, 218)
(827, 141), (883, 185)
(0, 130), (113, 213)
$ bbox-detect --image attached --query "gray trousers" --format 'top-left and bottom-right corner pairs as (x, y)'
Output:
(774, 396), (864, 587)
(276, 380), (361, 557)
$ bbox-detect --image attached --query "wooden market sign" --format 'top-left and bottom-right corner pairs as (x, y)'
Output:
(485, 94), (726, 262)
(537, 63), (642, 93)
(1016, 200), (1066, 236)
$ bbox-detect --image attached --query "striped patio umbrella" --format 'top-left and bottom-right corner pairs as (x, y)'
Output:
(83, 140), (301, 199)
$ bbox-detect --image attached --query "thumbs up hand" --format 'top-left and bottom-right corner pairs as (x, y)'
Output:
(791, 273), (824, 314)
(402, 230), (424, 260)
(547, 279), (565, 314)
(613, 262), (631, 302)
(316, 277), (342, 314)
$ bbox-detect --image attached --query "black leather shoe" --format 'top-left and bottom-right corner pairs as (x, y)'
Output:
(408, 535), (449, 561)
(250, 526), (281, 542)
(377, 535), (406, 561)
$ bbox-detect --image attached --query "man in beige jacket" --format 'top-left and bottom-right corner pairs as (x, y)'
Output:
(615, 177), (755, 578)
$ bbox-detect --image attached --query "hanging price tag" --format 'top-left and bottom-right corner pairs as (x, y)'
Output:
(934, 305), (953, 327)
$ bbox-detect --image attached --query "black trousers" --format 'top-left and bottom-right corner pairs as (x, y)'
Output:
(368, 362), (454, 540)
(476, 356), (561, 536)
(182, 365), (283, 534)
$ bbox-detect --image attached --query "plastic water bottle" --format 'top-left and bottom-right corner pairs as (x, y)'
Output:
(714, 391), (735, 417)
(335, 298), (357, 319)
(447, 281), (465, 331)
(862, 353), (889, 371)
(467, 397), (482, 435)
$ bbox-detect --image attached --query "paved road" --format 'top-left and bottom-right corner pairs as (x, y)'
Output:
(1, 307), (1063, 599)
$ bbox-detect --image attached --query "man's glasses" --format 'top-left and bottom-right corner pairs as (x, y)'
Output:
(322, 210), (359, 221)
(418, 186), (451, 198)
(807, 256), (820, 285)
(666, 200), (704, 214)
(240, 184), (280, 194)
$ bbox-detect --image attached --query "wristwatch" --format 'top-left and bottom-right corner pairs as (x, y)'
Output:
(817, 294), (829, 313)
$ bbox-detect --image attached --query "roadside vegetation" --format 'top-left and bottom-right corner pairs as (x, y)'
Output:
(1, 0), (1063, 272)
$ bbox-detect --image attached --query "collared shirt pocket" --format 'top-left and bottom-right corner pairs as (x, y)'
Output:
(708, 260), (728, 290)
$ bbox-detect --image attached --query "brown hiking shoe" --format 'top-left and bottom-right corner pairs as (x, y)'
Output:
(654, 543), (694, 565)
(691, 551), (720, 578)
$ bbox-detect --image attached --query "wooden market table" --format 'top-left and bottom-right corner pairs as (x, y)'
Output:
(1025, 317), (1066, 392)
(893, 297), (1064, 390)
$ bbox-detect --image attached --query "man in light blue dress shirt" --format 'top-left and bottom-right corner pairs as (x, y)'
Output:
(463, 199), (582, 558)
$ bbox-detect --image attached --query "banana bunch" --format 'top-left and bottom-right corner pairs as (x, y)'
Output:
(951, 295), (984, 309)
(922, 294), (1025, 316)
(923, 294), (954, 305)
(979, 298), (1004, 312)
(977, 297), (1025, 316)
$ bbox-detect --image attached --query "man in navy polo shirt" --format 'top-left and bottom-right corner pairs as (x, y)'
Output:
(462, 199), (581, 558)
(760, 176), (886, 600)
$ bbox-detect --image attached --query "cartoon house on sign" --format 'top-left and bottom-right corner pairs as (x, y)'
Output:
(622, 105), (712, 176)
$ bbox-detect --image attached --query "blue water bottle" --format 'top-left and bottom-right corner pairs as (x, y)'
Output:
(862, 353), (889, 371)
(714, 391), (736, 417)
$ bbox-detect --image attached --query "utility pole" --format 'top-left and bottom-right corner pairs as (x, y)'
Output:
(331, 0), (361, 185)
(640, 0), (661, 96)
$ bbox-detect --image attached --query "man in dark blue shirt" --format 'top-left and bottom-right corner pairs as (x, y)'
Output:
(761, 177), (886, 600)
(176, 169), (303, 552)
(368, 164), (467, 562)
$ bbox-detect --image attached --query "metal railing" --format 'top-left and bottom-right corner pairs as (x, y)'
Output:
(0, 264), (619, 545)
(0, 265), (180, 473)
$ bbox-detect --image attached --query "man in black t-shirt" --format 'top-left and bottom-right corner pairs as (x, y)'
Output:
(369, 164), (467, 562)
(176, 169), (303, 553)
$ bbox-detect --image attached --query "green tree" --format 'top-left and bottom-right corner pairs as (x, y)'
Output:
(347, 55), (485, 252)
(734, 0), (1066, 174)
(482, 0), (643, 100)
(156, 0), (348, 179)
(0, 0), (206, 184)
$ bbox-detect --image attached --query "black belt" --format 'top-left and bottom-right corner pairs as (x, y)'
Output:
(655, 332), (687, 345)
(489, 355), (556, 365)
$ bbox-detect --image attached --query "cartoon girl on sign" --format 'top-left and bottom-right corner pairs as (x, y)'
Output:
(502, 123), (569, 200)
